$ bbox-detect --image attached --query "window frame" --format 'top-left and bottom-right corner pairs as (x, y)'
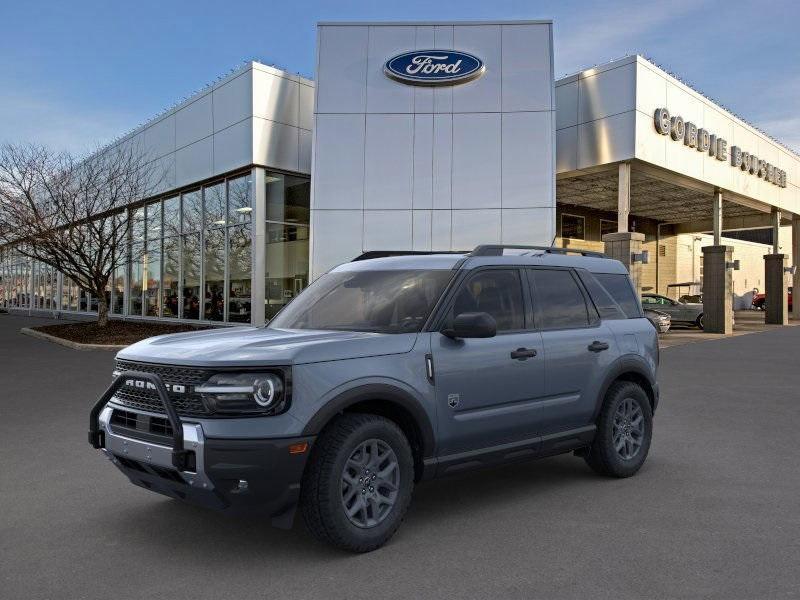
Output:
(560, 213), (586, 241)
(526, 266), (599, 332)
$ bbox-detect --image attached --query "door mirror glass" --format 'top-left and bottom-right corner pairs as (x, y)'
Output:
(443, 311), (497, 339)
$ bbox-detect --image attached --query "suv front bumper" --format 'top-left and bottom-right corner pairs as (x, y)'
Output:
(96, 405), (314, 528)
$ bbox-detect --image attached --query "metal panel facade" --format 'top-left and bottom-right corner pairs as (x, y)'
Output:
(311, 21), (556, 278)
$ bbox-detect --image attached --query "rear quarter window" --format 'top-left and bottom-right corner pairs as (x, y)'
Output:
(592, 273), (643, 318)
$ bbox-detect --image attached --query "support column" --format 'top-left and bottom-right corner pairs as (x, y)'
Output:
(712, 189), (723, 246)
(617, 162), (631, 233)
(251, 167), (267, 327)
(772, 208), (781, 254)
(764, 253), (788, 325)
(763, 208), (788, 324)
(701, 246), (734, 334)
(602, 231), (645, 296)
(792, 216), (800, 321)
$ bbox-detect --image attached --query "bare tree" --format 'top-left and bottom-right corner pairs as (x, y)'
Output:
(0, 142), (163, 326)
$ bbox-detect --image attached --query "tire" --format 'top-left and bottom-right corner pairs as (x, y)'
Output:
(697, 313), (705, 330)
(300, 413), (414, 552)
(584, 381), (653, 478)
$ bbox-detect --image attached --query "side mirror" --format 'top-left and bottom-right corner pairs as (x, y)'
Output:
(442, 312), (497, 339)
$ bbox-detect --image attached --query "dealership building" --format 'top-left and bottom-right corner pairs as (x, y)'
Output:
(2, 20), (799, 331)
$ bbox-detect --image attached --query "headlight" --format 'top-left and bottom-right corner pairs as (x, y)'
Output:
(197, 372), (287, 415)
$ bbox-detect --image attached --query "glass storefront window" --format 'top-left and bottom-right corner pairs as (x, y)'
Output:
(163, 196), (180, 237)
(131, 207), (145, 243)
(228, 175), (252, 225)
(163, 236), (179, 318)
(265, 223), (309, 320)
(228, 224), (251, 323)
(182, 233), (201, 319)
(204, 182), (226, 228)
(266, 174), (310, 224)
(129, 243), (143, 316)
(112, 265), (124, 315)
(204, 228), (225, 321)
(144, 240), (161, 317)
(182, 189), (202, 233)
(146, 201), (162, 240)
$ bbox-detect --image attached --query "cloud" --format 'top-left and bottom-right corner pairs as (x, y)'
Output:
(0, 88), (137, 154)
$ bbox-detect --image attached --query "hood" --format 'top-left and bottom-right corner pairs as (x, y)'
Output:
(117, 326), (418, 367)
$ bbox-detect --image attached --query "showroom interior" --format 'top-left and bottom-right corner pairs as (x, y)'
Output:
(1, 22), (798, 332)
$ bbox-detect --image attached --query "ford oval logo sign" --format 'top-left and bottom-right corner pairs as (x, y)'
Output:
(384, 50), (485, 86)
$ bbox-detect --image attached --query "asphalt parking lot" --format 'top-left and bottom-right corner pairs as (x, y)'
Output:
(2, 314), (799, 599)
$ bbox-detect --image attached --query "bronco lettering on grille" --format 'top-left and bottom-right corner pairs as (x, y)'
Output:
(124, 379), (187, 394)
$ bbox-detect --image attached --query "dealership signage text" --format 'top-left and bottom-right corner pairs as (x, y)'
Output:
(654, 108), (787, 188)
(384, 50), (485, 86)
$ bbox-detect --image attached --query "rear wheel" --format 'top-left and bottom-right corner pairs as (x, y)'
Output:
(300, 413), (414, 552)
(697, 313), (705, 330)
(584, 381), (652, 478)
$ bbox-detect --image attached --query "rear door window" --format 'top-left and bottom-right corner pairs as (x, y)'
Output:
(594, 273), (642, 318)
(528, 269), (590, 330)
(577, 271), (627, 320)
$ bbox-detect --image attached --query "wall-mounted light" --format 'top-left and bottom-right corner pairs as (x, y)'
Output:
(785, 265), (797, 275)
(726, 260), (740, 271)
(632, 250), (649, 264)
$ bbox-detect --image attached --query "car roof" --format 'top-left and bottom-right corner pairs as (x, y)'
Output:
(333, 250), (629, 275)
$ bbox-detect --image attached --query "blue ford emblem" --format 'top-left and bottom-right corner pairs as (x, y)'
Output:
(384, 50), (485, 86)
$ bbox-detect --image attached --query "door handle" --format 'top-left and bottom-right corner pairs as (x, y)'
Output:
(588, 341), (610, 352)
(510, 347), (537, 360)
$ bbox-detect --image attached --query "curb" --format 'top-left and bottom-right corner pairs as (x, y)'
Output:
(20, 327), (127, 351)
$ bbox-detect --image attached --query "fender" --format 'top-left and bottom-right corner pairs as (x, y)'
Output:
(593, 354), (658, 420)
(301, 382), (436, 459)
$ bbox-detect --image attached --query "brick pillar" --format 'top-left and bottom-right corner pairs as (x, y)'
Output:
(764, 253), (788, 325)
(701, 245), (733, 334)
(603, 231), (645, 297)
(792, 216), (800, 321)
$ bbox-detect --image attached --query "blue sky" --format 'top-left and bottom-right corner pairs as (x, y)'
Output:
(1, 0), (798, 154)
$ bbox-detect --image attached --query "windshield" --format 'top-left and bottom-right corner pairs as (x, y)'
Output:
(269, 269), (454, 333)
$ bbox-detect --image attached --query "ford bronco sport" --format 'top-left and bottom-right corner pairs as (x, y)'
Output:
(89, 245), (659, 552)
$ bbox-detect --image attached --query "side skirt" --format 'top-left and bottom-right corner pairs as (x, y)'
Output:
(423, 425), (596, 478)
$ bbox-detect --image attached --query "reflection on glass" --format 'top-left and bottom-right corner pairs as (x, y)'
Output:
(204, 228), (225, 321)
(163, 196), (180, 237)
(182, 233), (201, 319)
(131, 208), (145, 243)
(228, 175), (252, 225)
(129, 243), (143, 316)
(112, 265), (124, 315)
(266, 173), (310, 224)
(265, 223), (309, 320)
(182, 189), (202, 233)
(228, 225), (251, 323)
(162, 236), (179, 318)
(146, 201), (161, 240)
(79, 286), (88, 311)
(204, 182), (226, 228)
(144, 241), (161, 317)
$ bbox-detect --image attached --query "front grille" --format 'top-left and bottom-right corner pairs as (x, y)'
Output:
(111, 408), (174, 441)
(113, 359), (213, 417)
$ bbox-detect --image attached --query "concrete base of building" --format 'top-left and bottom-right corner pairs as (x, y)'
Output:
(764, 254), (789, 325)
(702, 245), (734, 334)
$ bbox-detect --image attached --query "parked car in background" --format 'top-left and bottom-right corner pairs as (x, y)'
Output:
(644, 308), (671, 333)
(641, 293), (705, 329)
(752, 287), (792, 311)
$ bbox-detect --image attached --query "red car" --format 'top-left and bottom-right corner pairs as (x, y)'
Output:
(752, 287), (793, 311)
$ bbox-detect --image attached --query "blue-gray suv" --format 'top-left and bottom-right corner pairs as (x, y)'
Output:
(89, 245), (659, 552)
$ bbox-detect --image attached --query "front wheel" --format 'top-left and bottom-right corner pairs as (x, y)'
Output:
(300, 413), (414, 552)
(584, 381), (653, 478)
(697, 313), (705, 330)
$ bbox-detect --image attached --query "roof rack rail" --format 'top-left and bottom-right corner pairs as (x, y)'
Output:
(351, 250), (467, 262)
(470, 244), (606, 258)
